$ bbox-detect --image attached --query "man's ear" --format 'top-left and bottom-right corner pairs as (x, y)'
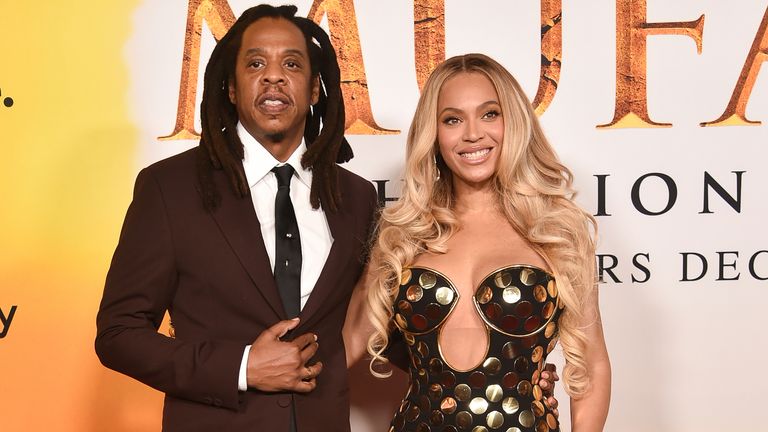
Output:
(228, 78), (237, 105)
(310, 75), (320, 105)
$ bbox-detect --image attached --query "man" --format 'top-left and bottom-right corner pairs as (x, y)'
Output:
(96, 5), (376, 431)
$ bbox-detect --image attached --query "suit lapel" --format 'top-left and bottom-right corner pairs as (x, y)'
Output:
(210, 190), (287, 320)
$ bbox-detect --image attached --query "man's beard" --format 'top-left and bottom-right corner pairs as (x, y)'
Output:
(265, 131), (285, 143)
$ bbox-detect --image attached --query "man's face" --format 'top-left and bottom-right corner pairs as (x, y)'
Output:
(228, 17), (320, 161)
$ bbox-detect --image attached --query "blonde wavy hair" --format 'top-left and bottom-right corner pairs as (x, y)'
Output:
(366, 53), (597, 397)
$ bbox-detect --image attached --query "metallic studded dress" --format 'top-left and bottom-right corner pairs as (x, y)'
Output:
(390, 265), (562, 432)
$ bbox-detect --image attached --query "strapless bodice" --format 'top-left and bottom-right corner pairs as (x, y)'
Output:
(389, 265), (562, 432)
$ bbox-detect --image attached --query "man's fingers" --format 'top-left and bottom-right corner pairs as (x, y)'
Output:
(292, 332), (317, 350)
(293, 378), (317, 393)
(543, 363), (557, 373)
(299, 341), (320, 363)
(263, 318), (301, 339)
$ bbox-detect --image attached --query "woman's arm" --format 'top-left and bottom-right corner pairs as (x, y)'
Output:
(570, 287), (612, 432)
(343, 264), (375, 368)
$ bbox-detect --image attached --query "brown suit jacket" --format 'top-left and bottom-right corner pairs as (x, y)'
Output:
(95, 147), (378, 431)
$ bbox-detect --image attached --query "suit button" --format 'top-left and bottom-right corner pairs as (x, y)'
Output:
(277, 395), (291, 407)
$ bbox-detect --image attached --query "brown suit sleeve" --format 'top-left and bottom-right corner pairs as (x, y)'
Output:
(95, 167), (244, 410)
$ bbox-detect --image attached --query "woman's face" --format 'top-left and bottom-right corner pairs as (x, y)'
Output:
(436, 72), (504, 190)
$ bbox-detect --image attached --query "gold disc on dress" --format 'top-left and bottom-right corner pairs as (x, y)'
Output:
(519, 410), (535, 428)
(419, 272), (437, 289)
(400, 269), (412, 285)
(485, 384), (503, 403)
(502, 397), (519, 414)
(435, 286), (454, 305)
(494, 271), (513, 288)
(519, 268), (536, 286)
(469, 397), (489, 415)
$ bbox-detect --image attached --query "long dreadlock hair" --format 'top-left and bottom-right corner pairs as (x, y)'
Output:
(197, 4), (353, 212)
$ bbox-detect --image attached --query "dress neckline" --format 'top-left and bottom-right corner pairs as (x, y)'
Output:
(405, 264), (554, 293)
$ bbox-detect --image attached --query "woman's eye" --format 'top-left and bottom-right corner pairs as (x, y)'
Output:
(483, 110), (500, 120)
(442, 117), (460, 126)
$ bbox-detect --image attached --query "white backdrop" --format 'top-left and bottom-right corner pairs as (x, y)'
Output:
(127, 1), (768, 431)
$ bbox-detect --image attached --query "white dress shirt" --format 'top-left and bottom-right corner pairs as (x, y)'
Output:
(236, 122), (334, 391)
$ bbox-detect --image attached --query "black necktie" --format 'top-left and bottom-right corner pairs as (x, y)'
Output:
(272, 165), (302, 318)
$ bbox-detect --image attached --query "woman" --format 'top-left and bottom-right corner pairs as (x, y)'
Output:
(345, 53), (610, 431)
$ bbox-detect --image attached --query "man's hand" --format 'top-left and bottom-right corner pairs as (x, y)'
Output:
(539, 363), (560, 418)
(246, 318), (323, 392)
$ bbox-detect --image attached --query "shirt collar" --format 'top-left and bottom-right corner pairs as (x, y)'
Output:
(238, 122), (312, 189)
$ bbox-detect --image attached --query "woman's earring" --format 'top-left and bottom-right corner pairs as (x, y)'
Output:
(433, 154), (441, 182)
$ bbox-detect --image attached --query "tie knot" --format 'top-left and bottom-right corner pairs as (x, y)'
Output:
(272, 164), (295, 188)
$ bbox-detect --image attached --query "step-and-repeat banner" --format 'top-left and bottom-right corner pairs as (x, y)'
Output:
(1, 1), (766, 430)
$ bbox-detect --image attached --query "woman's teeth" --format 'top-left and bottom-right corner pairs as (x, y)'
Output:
(459, 148), (490, 160)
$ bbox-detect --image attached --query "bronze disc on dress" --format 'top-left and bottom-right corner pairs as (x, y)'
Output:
(406, 404), (421, 422)
(430, 410), (444, 426)
(455, 384), (472, 402)
(469, 371), (487, 388)
(502, 286), (522, 304)
(444, 426), (458, 432)
(531, 346), (544, 363)
(515, 301), (533, 318)
(514, 356), (529, 374)
(536, 420), (549, 432)
(517, 380), (532, 396)
(404, 332), (415, 345)
(456, 411), (473, 429)
(401, 269), (413, 285)
(485, 303), (503, 321)
(395, 314), (408, 329)
(407, 285), (424, 302)
(502, 342), (518, 359)
(501, 315), (520, 333)
(524, 315), (541, 332)
(412, 314), (428, 330)
(476, 286), (493, 304)
(419, 272), (437, 289)
(440, 396), (457, 414)
(547, 280), (557, 298)
(532, 369), (541, 386)
(501, 396), (520, 414)
(429, 358), (444, 374)
(416, 422), (431, 432)
(472, 426), (488, 432)
(519, 268), (536, 286)
(546, 413), (558, 429)
(436, 286), (455, 305)
(486, 411), (503, 429)
(519, 410), (535, 428)
(531, 400), (545, 417)
(483, 357), (501, 375)
(533, 285), (547, 303)
(428, 383), (443, 401)
(425, 303), (442, 320)
(546, 337), (558, 354)
(494, 271), (513, 288)
(469, 397), (489, 415)
(544, 321), (556, 339)
(502, 372), (519, 389)
(542, 302), (555, 320)
(485, 384), (503, 403)
(507, 428), (522, 432)
(398, 300), (413, 316)
(533, 385), (543, 402)
(440, 371), (457, 387)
